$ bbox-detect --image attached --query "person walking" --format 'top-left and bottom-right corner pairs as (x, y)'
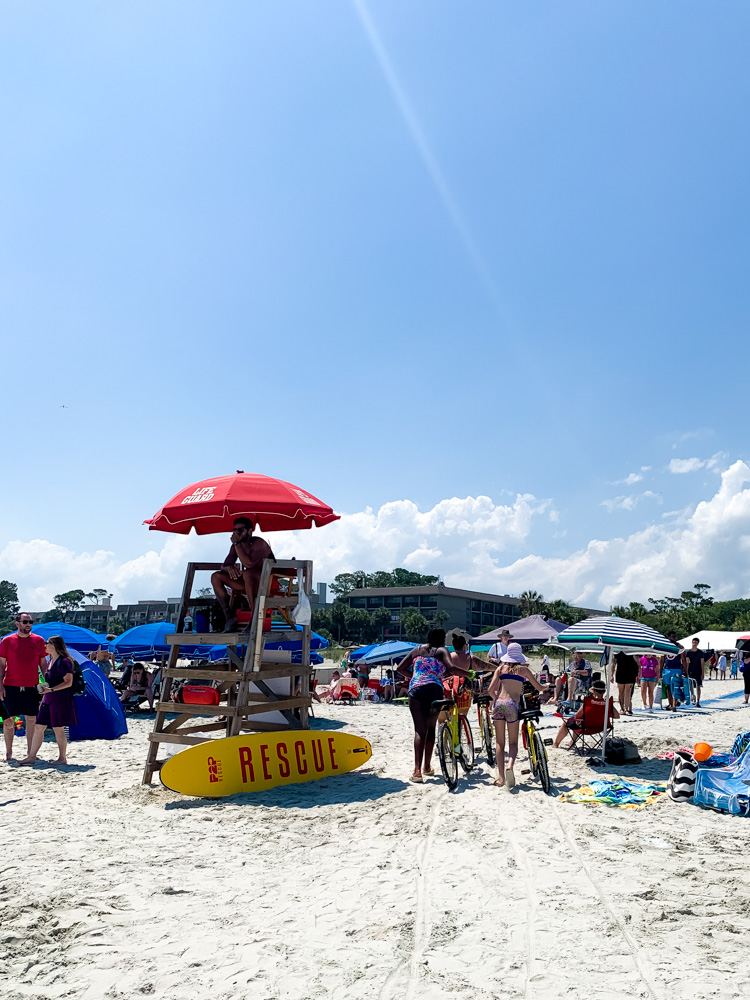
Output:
(731, 654), (739, 680)
(639, 654), (660, 710)
(396, 628), (472, 783)
(717, 652), (727, 681)
(611, 651), (638, 715)
(0, 613), (48, 761)
(19, 636), (79, 766)
(487, 643), (544, 789)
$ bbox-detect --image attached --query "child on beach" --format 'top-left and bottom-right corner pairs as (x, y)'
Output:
(487, 643), (544, 789)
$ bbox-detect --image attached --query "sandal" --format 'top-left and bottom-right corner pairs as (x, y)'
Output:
(422, 766), (435, 776)
(505, 768), (516, 790)
(410, 772), (423, 783)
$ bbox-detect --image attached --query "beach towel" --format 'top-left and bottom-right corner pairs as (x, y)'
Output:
(732, 730), (750, 759)
(558, 779), (665, 810)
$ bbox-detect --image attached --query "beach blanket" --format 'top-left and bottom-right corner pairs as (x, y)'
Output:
(732, 730), (750, 758)
(559, 779), (665, 810)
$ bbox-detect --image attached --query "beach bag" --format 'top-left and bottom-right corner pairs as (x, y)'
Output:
(443, 675), (472, 715)
(732, 731), (750, 758)
(605, 738), (641, 765)
(71, 662), (86, 696)
(292, 570), (311, 626)
(667, 750), (698, 801)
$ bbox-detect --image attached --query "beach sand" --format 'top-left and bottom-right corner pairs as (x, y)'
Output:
(3, 684), (750, 1000)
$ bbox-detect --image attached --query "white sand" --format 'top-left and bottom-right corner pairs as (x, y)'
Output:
(4, 682), (750, 1000)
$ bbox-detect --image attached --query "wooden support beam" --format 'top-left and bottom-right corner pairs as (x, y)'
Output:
(164, 668), (241, 682)
(155, 701), (236, 717)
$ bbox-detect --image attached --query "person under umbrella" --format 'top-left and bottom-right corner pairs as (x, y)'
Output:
(210, 517), (274, 631)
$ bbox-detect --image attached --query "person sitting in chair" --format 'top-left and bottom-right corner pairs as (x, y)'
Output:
(210, 517), (274, 632)
(119, 662), (154, 710)
(554, 650), (592, 704)
(553, 679), (619, 748)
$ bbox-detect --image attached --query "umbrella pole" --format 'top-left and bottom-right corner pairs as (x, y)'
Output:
(601, 646), (611, 765)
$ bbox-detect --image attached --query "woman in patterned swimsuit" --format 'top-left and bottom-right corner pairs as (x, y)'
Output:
(488, 643), (544, 790)
(396, 628), (473, 783)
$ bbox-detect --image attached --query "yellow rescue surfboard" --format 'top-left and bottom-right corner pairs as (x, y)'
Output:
(160, 730), (372, 797)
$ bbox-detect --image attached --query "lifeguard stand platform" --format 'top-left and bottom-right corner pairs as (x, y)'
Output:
(142, 558), (313, 785)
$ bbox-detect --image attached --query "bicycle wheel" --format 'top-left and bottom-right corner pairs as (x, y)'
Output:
(458, 714), (475, 772)
(532, 730), (551, 794)
(437, 722), (458, 789)
(481, 706), (495, 767)
(526, 722), (538, 778)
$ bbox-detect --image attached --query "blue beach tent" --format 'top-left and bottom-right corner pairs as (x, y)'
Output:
(66, 647), (128, 741)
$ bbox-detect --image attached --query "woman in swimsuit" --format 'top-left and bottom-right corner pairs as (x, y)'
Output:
(487, 643), (544, 789)
(396, 628), (473, 783)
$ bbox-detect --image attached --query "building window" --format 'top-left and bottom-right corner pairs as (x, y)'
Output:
(482, 614), (493, 625)
(384, 596), (401, 608)
(504, 604), (514, 616)
(471, 613), (481, 625)
(420, 596), (437, 608)
(349, 597), (366, 608)
(403, 595), (419, 607)
(471, 600), (481, 612)
(482, 602), (493, 613)
(367, 597), (383, 608)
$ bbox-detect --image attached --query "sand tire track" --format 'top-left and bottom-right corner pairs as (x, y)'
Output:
(550, 798), (663, 1000)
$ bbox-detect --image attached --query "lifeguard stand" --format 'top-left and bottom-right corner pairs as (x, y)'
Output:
(142, 558), (313, 785)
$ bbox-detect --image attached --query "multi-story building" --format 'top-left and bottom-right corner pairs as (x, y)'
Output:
(341, 585), (604, 640)
(69, 599), (182, 631)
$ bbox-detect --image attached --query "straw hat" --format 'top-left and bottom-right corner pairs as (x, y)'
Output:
(500, 642), (528, 665)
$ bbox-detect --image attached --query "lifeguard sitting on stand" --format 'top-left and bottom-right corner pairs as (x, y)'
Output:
(211, 517), (274, 632)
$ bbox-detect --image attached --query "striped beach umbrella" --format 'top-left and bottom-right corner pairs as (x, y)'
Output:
(552, 616), (679, 764)
(553, 615), (680, 656)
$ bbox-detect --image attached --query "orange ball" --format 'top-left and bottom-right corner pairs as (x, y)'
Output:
(694, 742), (713, 762)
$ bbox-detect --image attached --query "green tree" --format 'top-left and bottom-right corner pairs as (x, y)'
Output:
(732, 613), (750, 630)
(195, 586), (214, 598)
(107, 618), (126, 635)
(391, 568), (438, 587)
(53, 589), (85, 621)
(401, 609), (429, 642)
(543, 600), (584, 626)
(519, 589), (544, 617)
(329, 572), (369, 598)
(344, 607), (372, 644)
(0, 579), (20, 634)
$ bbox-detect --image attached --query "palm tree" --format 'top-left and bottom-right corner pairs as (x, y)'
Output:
(519, 590), (544, 617)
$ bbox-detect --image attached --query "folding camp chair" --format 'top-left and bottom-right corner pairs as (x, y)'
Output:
(565, 696), (615, 755)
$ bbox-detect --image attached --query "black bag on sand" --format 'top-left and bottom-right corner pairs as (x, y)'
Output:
(605, 737), (641, 765)
(71, 662), (86, 696)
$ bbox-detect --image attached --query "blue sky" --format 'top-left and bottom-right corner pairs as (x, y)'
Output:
(2, 2), (750, 609)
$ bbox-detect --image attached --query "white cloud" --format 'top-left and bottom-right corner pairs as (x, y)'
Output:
(5, 464), (750, 614)
(601, 491), (660, 513)
(669, 452), (728, 474)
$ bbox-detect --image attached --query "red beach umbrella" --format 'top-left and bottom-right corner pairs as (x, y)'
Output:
(144, 471), (340, 535)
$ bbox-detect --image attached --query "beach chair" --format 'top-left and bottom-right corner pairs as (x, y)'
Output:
(566, 696), (615, 755)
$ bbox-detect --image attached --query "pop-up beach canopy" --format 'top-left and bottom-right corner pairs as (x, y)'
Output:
(358, 641), (417, 665)
(470, 615), (569, 646)
(66, 647), (128, 741)
(677, 629), (750, 651)
(111, 622), (215, 659)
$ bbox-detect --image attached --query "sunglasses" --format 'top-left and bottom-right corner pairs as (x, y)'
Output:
(19, 620), (33, 625)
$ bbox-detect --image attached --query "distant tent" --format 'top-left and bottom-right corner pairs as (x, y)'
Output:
(66, 649), (128, 741)
(469, 615), (569, 646)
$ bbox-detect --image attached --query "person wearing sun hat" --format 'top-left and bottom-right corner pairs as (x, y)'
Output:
(487, 642), (544, 789)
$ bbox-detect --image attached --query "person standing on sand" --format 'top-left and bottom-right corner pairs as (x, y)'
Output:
(19, 636), (79, 766)
(741, 651), (750, 705)
(685, 638), (706, 708)
(488, 629), (512, 667)
(396, 628), (473, 783)
(0, 613), (48, 762)
(660, 632), (686, 711)
(612, 651), (638, 715)
(487, 643), (544, 789)
(639, 654), (659, 710)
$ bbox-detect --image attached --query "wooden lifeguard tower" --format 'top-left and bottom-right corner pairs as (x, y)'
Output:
(142, 557), (314, 785)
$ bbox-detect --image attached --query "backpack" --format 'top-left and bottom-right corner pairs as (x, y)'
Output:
(667, 750), (698, 801)
(71, 661), (86, 696)
(605, 737), (641, 765)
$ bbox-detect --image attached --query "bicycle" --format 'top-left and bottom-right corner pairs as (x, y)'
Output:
(432, 695), (475, 789)
(519, 685), (552, 794)
(474, 692), (495, 766)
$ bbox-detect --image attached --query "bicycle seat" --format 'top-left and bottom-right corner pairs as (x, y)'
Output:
(431, 699), (455, 713)
(474, 694), (492, 705)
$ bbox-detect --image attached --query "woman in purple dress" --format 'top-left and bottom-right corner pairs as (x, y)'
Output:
(19, 635), (79, 766)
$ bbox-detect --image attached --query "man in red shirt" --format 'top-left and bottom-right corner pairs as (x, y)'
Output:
(0, 612), (48, 761)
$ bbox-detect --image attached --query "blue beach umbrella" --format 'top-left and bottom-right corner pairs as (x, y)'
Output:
(359, 641), (417, 665)
(4, 621), (105, 654)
